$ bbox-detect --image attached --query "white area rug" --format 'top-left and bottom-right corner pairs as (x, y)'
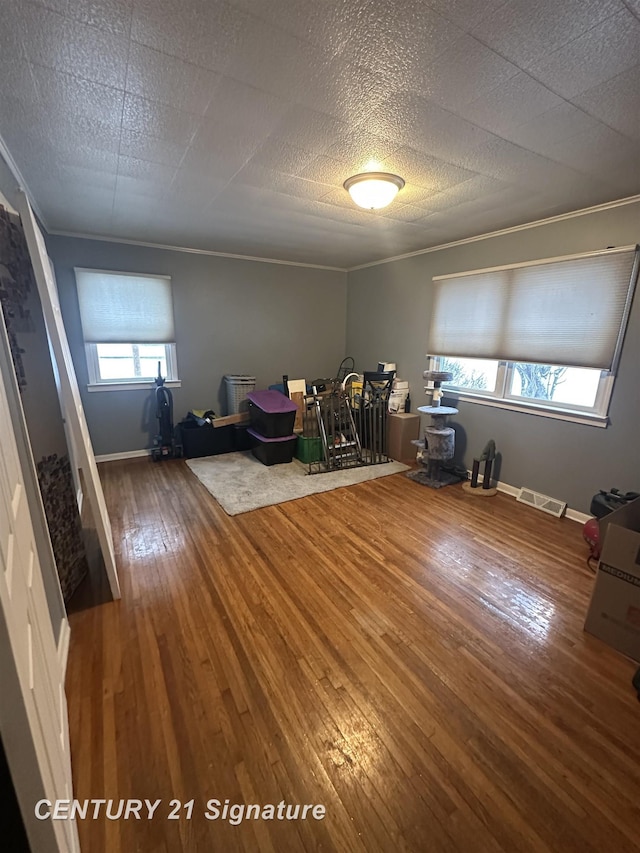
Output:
(186, 451), (409, 516)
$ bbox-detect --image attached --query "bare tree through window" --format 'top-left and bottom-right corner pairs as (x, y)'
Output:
(441, 357), (489, 391)
(513, 363), (567, 400)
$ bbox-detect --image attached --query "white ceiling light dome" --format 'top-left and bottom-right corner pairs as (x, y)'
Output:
(343, 172), (405, 210)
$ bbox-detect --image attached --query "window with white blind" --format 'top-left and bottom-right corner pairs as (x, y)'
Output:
(427, 246), (639, 426)
(74, 269), (179, 391)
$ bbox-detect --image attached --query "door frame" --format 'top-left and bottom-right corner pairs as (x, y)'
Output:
(17, 192), (120, 600)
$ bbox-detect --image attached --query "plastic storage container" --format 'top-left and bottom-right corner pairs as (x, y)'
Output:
(180, 421), (234, 458)
(224, 374), (256, 415)
(247, 428), (297, 466)
(247, 389), (298, 438)
(296, 435), (323, 464)
(233, 424), (252, 451)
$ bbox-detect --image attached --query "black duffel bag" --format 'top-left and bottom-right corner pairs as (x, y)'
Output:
(590, 488), (640, 519)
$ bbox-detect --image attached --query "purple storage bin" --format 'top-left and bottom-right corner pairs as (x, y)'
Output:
(247, 428), (298, 466)
(247, 389), (298, 438)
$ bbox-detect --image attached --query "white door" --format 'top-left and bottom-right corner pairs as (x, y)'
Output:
(0, 350), (79, 851)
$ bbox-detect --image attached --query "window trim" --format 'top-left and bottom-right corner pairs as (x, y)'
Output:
(85, 342), (181, 392)
(428, 356), (613, 428)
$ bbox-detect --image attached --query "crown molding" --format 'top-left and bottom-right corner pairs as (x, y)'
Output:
(46, 229), (347, 272)
(347, 194), (640, 272)
(6, 122), (638, 276)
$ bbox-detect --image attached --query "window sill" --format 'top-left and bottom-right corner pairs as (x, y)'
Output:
(87, 380), (182, 393)
(442, 390), (608, 428)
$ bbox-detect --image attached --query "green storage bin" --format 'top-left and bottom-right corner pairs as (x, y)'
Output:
(296, 435), (323, 464)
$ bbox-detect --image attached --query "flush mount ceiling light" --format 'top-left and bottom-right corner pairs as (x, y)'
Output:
(343, 172), (405, 210)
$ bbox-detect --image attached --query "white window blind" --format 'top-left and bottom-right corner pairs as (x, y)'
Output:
(75, 269), (175, 343)
(428, 246), (639, 371)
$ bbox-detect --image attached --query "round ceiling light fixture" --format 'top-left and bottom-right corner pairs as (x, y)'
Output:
(343, 171), (405, 210)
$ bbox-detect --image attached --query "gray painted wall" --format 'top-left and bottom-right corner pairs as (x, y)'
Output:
(346, 201), (640, 514)
(47, 235), (347, 456)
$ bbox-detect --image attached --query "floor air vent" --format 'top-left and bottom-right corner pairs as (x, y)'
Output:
(516, 487), (567, 518)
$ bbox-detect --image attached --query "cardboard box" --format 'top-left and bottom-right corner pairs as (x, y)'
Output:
(388, 378), (409, 413)
(212, 412), (249, 427)
(387, 413), (420, 463)
(584, 497), (640, 661)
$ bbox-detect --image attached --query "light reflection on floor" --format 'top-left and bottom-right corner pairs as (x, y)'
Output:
(487, 582), (556, 641)
(120, 518), (190, 595)
(422, 534), (557, 641)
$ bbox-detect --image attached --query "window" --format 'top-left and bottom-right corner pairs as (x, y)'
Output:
(428, 246), (639, 426)
(74, 269), (179, 391)
(437, 356), (607, 418)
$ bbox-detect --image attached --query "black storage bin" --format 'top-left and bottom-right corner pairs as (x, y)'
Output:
(180, 421), (234, 458)
(248, 428), (297, 466)
(233, 424), (252, 451)
(247, 389), (298, 438)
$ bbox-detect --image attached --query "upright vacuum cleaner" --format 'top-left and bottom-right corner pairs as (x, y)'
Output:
(152, 362), (182, 461)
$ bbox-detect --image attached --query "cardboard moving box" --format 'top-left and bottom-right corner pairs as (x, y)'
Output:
(387, 413), (420, 463)
(584, 497), (640, 661)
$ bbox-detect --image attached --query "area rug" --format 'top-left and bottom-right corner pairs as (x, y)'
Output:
(186, 451), (409, 516)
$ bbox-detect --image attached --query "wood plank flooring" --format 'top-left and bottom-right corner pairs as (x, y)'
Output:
(65, 458), (640, 852)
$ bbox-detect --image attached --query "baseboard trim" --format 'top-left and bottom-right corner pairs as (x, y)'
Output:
(95, 449), (151, 463)
(93, 453), (592, 522)
(466, 470), (587, 524)
(564, 507), (591, 525)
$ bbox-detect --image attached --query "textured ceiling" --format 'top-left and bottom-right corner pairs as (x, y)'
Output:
(1, 0), (639, 268)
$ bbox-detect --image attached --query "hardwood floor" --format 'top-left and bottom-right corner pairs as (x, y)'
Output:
(66, 458), (640, 852)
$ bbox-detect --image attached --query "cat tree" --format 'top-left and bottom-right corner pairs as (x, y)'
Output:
(407, 370), (462, 488)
